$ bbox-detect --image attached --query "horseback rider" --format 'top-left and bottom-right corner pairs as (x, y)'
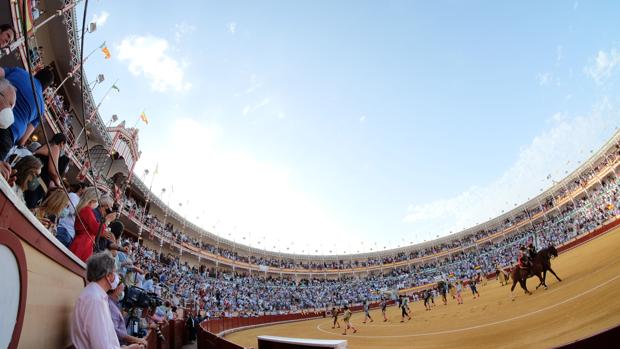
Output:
(518, 245), (531, 273)
(527, 241), (537, 259)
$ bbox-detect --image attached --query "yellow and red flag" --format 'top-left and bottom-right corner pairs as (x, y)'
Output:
(101, 46), (111, 59)
(140, 111), (149, 125)
(18, 0), (34, 33)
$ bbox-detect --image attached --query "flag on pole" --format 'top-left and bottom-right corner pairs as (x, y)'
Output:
(140, 111), (149, 125)
(18, 0), (34, 33)
(102, 46), (111, 59)
(111, 84), (120, 92)
(154, 163), (159, 175)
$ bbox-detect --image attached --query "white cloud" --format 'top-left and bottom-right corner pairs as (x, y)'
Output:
(174, 23), (196, 43)
(403, 98), (618, 240)
(537, 72), (554, 86)
(243, 98), (271, 116)
(246, 74), (263, 94)
(584, 48), (620, 85)
(136, 118), (354, 253)
(227, 22), (237, 35)
(117, 35), (191, 92)
(550, 112), (565, 123)
(92, 11), (109, 27)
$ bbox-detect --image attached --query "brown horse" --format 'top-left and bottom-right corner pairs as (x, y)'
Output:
(510, 245), (561, 300)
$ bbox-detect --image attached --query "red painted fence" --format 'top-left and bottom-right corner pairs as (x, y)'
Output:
(142, 319), (187, 349)
(197, 302), (394, 348)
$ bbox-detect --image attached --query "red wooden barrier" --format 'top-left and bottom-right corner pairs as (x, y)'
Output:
(169, 320), (185, 349)
(156, 322), (171, 349)
(145, 330), (157, 349)
(198, 326), (244, 349)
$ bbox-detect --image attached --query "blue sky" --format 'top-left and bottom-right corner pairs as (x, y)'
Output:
(79, 1), (620, 254)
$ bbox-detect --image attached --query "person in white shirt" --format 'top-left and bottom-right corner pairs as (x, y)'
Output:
(142, 273), (154, 292)
(56, 182), (84, 248)
(70, 252), (144, 349)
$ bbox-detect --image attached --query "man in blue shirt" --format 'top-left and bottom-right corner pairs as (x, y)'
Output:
(0, 66), (53, 160)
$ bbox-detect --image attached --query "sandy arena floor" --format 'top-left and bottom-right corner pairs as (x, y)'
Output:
(225, 227), (620, 348)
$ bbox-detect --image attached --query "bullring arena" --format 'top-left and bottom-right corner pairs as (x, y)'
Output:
(4, 2), (620, 349)
(225, 226), (620, 349)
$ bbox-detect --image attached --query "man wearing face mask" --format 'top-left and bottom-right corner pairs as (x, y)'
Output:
(0, 66), (54, 160)
(108, 281), (149, 347)
(71, 252), (145, 349)
(0, 77), (16, 161)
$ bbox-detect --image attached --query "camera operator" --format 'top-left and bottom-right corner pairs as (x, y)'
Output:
(70, 252), (144, 349)
(108, 282), (148, 347)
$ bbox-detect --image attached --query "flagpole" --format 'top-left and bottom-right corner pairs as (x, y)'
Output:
(74, 79), (119, 146)
(106, 115), (118, 128)
(138, 164), (158, 240)
(159, 186), (172, 257)
(49, 41), (107, 98)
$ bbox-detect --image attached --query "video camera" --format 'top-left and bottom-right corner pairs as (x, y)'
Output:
(122, 286), (163, 309)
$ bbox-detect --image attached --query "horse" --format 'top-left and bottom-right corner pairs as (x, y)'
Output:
(537, 245), (562, 286)
(510, 245), (561, 300)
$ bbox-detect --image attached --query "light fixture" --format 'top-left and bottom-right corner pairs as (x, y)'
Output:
(88, 22), (97, 33)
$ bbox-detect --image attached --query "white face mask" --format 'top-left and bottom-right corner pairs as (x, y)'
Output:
(110, 273), (120, 289)
(0, 107), (14, 129)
